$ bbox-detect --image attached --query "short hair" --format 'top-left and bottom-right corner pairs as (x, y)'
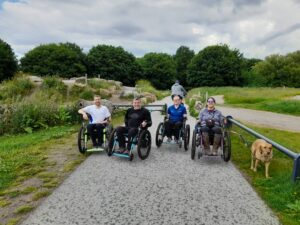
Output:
(207, 97), (216, 103)
(94, 95), (101, 99)
(133, 96), (142, 101)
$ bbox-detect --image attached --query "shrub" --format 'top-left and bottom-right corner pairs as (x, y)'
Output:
(41, 76), (67, 94)
(0, 75), (34, 102)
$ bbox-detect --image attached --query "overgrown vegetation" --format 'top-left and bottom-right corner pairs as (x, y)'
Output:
(187, 87), (300, 116)
(230, 123), (300, 225)
(136, 80), (170, 100)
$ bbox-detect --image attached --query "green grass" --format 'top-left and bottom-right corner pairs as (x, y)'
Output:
(136, 80), (170, 100)
(32, 190), (50, 201)
(187, 87), (300, 116)
(230, 123), (300, 225)
(14, 205), (34, 214)
(0, 125), (77, 191)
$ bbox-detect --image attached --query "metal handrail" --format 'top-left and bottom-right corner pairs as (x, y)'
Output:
(227, 116), (300, 182)
(113, 104), (167, 113)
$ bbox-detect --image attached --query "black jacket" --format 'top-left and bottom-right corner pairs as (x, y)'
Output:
(125, 107), (152, 128)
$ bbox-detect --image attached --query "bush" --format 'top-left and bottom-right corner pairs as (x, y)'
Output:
(0, 75), (34, 102)
(41, 76), (67, 94)
(136, 80), (170, 100)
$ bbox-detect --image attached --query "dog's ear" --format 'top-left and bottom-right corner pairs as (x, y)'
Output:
(259, 145), (263, 154)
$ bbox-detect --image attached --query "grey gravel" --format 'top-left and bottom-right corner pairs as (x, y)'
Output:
(22, 97), (280, 225)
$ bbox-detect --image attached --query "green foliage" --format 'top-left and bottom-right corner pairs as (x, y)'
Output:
(136, 80), (170, 100)
(87, 45), (142, 86)
(188, 86), (300, 116)
(0, 74), (34, 102)
(137, 53), (176, 90)
(79, 89), (94, 100)
(187, 44), (243, 87)
(41, 76), (67, 94)
(173, 46), (195, 86)
(230, 124), (300, 225)
(0, 39), (18, 82)
(20, 42), (87, 78)
(252, 51), (300, 87)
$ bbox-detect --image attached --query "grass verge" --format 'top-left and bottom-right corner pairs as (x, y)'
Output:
(187, 87), (300, 116)
(230, 123), (300, 225)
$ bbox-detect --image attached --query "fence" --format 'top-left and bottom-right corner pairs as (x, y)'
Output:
(226, 116), (300, 182)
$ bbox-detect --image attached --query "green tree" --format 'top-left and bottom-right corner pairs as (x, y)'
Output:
(173, 46), (195, 86)
(253, 51), (300, 87)
(187, 44), (243, 87)
(241, 58), (262, 86)
(0, 39), (18, 82)
(87, 45), (142, 86)
(138, 53), (176, 90)
(20, 43), (87, 78)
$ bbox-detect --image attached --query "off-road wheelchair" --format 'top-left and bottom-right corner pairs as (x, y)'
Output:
(107, 127), (152, 161)
(155, 116), (190, 151)
(191, 117), (231, 161)
(77, 114), (113, 154)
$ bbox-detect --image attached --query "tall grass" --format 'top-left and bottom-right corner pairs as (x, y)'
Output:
(188, 87), (300, 116)
(136, 80), (170, 100)
(0, 75), (35, 102)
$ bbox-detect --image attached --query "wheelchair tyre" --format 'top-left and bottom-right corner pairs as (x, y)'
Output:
(104, 124), (113, 152)
(184, 124), (190, 151)
(191, 130), (196, 160)
(107, 129), (117, 156)
(155, 122), (164, 148)
(223, 131), (231, 162)
(137, 129), (152, 160)
(78, 126), (87, 154)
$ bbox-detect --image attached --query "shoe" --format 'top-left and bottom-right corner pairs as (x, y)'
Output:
(116, 147), (125, 153)
(122, 150), (129, 155)
(97, 143), (103, 148)
(167, 137), (172, 143)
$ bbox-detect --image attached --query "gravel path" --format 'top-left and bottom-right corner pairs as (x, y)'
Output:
(22, 97), (280, 225)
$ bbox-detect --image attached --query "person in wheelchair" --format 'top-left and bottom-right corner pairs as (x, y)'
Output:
(78, 95), (111, 148)
(115, 96), (152, 154)
(196, 97), (225, 155)
(165, 95), (187, 143)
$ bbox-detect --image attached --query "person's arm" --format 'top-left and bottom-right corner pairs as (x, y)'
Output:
(78, 107), (89, 120)
(124, 109), (130, 127)
(142, 109), (152, 128)
(182, 106), (187, 119)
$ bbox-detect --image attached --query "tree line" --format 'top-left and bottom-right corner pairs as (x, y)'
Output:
(1, 38), (300, 89)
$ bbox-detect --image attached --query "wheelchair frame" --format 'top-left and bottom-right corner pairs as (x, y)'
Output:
(155, 117), (190, 151)
(77, 114), (113, 154)
(191, 124), (231, 161)
(107, 127), (152, 161)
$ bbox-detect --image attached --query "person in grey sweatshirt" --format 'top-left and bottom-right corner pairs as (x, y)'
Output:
(171, 80), (187, 100)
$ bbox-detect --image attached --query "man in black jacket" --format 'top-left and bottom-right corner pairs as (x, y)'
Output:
(116, 97), (152, 154)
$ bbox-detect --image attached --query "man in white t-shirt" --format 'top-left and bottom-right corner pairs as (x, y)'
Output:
(78, 95), (111, 148)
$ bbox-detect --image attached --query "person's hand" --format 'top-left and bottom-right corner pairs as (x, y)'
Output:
(141, 121), (147, 127)
(83, 113), (89, 120)
(97, 120), (107, 124)
(223, 118), (227, 124)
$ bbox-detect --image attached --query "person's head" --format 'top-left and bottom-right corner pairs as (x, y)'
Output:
(206, 97), (216, 109)
(173, 95), (181, 106)
(93, 95), (101, 107)
(175, 80), (180, 84)
(132, 96), (142, 110)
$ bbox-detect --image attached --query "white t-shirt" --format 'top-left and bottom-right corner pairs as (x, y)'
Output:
(82, 105), (111, 124)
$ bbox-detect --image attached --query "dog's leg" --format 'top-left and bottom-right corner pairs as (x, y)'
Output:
(251, 154), (254, 170)
(254, 159), (259, 172)
(265, 162), (270, 178)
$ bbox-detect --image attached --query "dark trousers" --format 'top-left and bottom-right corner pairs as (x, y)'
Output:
(164, 121), (183, 139)
(200, 126), (222, 135)
(116, 126), (139, 150)
(87, 124), (106, 146)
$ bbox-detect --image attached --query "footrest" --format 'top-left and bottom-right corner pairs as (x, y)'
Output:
(112, 152), (130, 158)
(86, 148), (105, 152)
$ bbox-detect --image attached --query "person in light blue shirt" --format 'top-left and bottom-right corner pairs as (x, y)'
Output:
(165, 95), (187, 142)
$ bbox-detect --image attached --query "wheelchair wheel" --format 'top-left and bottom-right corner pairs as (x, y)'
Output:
(155, 122), (164, 148)
(78, 126), (87, 154)
(129, 152), (134, 161)
(191, 130), (196, 160)
(222, 130), (231, 162)
(107, 129), (117, 156)
(137, 129), (152, 160)
(184, 124), (190, 151)
(104, 124), (113, 152)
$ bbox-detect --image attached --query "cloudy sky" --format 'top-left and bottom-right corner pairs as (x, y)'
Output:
(0, 0), (300, 59)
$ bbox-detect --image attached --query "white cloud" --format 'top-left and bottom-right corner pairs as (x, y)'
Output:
(0, 0), (299, 59)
